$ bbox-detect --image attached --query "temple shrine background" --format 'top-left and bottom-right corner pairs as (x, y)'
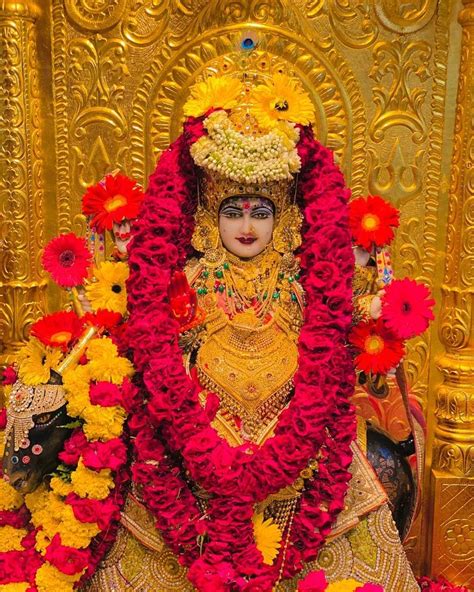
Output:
(0, 0), (472, 587)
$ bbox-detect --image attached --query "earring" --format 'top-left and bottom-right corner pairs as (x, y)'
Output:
(191, 206), (225, 267)
(273, 205), (303, 254)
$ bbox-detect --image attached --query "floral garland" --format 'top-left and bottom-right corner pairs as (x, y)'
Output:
(0, 170), (144, 590)
(190, 110), (301, 184)
(0, 336), (133, 591)
(126, 117), (356, 590)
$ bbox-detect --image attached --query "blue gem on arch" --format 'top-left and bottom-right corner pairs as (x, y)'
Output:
(241, 37), (256, 51)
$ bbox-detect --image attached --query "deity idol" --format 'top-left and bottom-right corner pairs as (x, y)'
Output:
(0, 73), (433, 592)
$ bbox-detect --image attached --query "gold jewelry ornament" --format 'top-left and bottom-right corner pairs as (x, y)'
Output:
(191, 206), (220, 253)
(5, 381), (67, 452)
(272, 205), (303, 254)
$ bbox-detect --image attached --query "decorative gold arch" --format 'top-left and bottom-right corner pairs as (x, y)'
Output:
(0, 0), (472, 586)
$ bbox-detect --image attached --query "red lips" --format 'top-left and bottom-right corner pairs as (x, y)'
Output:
(236, 237), (257, 245)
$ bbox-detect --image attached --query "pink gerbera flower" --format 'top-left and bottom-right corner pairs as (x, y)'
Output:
(42, 233), (92, 288)
(382, 278), (435, 340)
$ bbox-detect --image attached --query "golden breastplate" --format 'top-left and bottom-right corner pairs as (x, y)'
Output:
(196, 308), (298, 442)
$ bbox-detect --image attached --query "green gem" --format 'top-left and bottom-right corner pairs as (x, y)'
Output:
(288, 276), (294, 283)
(203, 287), (208, 295)
(228, 290), (232, 296)
(218, 284), (225, 293)
(263, 292), (268, 299)
(291, 292), (297, 302)
(273, 291), (280, 299)
(295, 273), (300, 280)
(215, 269), (223, 278)
(202, 270), (209, 278)
(278, 272), (284, 280)
(223, 262), (230, 270)
(197, 288), (204, 295)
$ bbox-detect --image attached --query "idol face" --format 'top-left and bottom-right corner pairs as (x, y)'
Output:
(112, 219), (132, 254)
(218, 196), (275, 259)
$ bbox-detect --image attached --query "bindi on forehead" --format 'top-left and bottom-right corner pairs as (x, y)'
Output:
(221, 196), (274, 211)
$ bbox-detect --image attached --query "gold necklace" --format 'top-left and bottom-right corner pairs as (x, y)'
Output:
(223, 248), (281, 319)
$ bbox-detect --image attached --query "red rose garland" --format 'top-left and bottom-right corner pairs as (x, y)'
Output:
(126, 119), (356, 590)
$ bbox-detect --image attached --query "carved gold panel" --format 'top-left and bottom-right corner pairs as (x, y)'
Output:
(1, 0), (470, 582)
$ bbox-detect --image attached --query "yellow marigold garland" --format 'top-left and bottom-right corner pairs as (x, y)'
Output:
(35, 563), (81, 592)
(0, 584), (30, 591)
(0, 332), (132, 589)
(0, 526), (28, 552)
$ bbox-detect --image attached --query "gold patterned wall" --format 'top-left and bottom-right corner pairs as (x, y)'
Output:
(0, 0), (471, 585)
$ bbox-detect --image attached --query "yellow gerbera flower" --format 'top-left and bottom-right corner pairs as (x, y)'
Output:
(184, 77), (243, 117)
(249, 73), (315, 129)
(85, 261), (129, 315)
(16, 338), (62, 386)
(252, 512), (282, 565)
(327, 579), (365, 591)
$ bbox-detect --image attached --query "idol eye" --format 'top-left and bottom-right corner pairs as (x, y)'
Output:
(34, 413), (52, 426)
(221, 209), (242, 218)
(252, 208), (273, 220)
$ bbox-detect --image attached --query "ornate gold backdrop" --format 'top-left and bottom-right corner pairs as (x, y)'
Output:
(0, 0), (472, 586)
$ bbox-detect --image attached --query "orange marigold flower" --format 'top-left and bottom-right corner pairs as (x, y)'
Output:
(82, 173), (144, 233)
(349, 195), (399, 250)
(349, 318), (405, 375)
(30, 311), (84, 351)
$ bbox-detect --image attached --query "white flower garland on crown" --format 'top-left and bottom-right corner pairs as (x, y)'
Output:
(190, 110), (301, 185)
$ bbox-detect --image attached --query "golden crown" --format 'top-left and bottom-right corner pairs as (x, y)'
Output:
(200, 172), (294, 217)
(184, 74), (314, 216)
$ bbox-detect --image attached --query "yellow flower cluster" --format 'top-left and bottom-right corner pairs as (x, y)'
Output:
(0, 583), (30, 592)
(87, 337), (134, 384)
(0, 525), (28, 552)
(1, 334), (132, 586)
(26, 487), (100, 551)
(0, 478), (24, 511)
(62, 336), (132, 442)
(71, 460), (113, 500)
(35, 563), (81, 592)
(183, 73), (315, 130)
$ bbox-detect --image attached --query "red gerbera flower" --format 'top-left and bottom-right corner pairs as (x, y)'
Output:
(42, 233), (92, 288)
(30, 310), (84, 351)
(349, 195), (399, 250)
(82, 173), (144, 233)
(349, 318), (405, 375)
(382, 278), (435, 340)
(83, 309), (123, 330)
